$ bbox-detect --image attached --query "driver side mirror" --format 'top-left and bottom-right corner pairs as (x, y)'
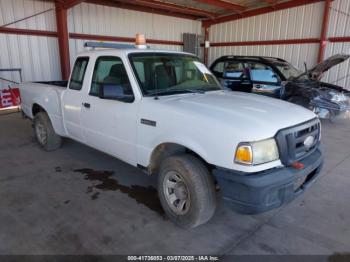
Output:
(99, 84), (134, 103)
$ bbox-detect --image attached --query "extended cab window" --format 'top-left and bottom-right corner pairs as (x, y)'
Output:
(90, 56), (133, 97)
(69, 57), (89, 90)
(248, 62), (279, 83)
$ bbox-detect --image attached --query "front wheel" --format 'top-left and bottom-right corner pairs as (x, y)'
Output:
(158, 154), (216, 229)
(34, 112), (62, 151)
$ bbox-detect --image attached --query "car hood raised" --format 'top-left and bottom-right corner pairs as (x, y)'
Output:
(158, 91), (316, 140)
(296, 53), (350, 80)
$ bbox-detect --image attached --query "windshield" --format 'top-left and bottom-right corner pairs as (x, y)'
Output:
(274, 62), (307, 80)
(129, 53), (221, 96)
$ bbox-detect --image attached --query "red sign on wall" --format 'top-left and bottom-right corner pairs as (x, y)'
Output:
(0, 87), (21, 109)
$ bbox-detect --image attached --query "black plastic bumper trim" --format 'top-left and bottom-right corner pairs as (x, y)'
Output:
(212, 147), (323, 214)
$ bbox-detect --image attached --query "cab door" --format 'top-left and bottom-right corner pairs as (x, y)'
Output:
(223, 60), (252, 92)
(212, 60), (252, 92)
(80, 56), (138, 165)
(61, 57), (90, 142)
(246, 61), (281, 97)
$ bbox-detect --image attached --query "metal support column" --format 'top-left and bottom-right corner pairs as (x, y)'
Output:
(317, 0), (332, 63)
(55, 2), (71, 80)
(203, 24), (210, 66)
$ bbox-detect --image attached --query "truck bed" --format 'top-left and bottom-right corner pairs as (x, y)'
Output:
(19, 81), (66, 119)
(34, 81), (68, 88)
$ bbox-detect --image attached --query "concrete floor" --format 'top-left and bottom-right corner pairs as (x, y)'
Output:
(0, 112), (350, 258)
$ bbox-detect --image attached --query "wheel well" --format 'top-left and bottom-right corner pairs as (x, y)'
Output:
(148, 143), (213, 175)
(32, 103), (46, 116)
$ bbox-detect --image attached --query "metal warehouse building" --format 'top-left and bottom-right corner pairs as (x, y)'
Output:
(0, 0), (350, 86)
(1, 0), (350, 259)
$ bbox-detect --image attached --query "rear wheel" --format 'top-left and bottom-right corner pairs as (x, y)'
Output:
(34, 112), (62, 151)
(158, 154), (216, 229)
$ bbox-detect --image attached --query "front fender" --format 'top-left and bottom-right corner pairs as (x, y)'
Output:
(136, 132), (212, 168)
(147, 135), (211, 167)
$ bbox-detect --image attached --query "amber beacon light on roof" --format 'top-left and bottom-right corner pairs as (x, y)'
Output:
(84, 34), (150, 50)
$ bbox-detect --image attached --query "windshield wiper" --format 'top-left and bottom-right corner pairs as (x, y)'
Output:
(194, 84), (221, 91)
(147, 88), (205, 96)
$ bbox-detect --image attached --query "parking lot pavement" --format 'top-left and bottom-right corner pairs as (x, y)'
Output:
(0, 113), (350, 256)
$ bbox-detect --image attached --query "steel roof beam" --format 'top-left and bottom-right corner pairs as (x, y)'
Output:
(85, 0), (201, 20)
(118, 0), (219, 18)
(55, 0), (84, 9)
(264, 0), (280, 5)
(193, 0), (246, 13)
(205, 0), (328, 25)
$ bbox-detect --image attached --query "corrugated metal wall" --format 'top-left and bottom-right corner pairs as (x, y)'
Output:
(0, 0), (60, 83)
(0, 0), (200, 83)
(210, 3), (323, 43)
(208, 0), (350, 90)
(67, 2), (201, 66)
(1, 0), (350, 88)
(209, 1), (325, 70)
(323, 0), (350, 89)
(69, 39), (183, 67)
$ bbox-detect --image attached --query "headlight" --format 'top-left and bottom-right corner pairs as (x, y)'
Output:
(330, 92), (348, 103)
(235, 138), (279, 165)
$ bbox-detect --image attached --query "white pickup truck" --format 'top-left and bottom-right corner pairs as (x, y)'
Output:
(20, 42), (323, 228)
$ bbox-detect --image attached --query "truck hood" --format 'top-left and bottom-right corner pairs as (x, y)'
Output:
(296, 53), (350, 80)
(158, 91), (316, 139)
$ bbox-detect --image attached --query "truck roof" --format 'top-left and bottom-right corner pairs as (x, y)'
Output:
(214, 55), (287, 63)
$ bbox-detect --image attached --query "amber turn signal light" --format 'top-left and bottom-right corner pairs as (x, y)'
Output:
(235, 145), (252, 165)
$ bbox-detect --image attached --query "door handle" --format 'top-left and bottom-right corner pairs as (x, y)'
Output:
(82, 102), (91, 109)
(255, 84), (262, 89)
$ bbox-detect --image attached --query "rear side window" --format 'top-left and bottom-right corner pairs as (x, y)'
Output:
(69, 57), (89, 90)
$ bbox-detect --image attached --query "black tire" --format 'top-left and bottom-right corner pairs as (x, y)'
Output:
(33, 112), (62, 151)
(158, 154), (216, 229)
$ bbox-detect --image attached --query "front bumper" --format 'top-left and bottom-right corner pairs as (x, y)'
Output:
(212, 148), (323, 214)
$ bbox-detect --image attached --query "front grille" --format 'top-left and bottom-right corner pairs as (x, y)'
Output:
(275, 118), (321, 166)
